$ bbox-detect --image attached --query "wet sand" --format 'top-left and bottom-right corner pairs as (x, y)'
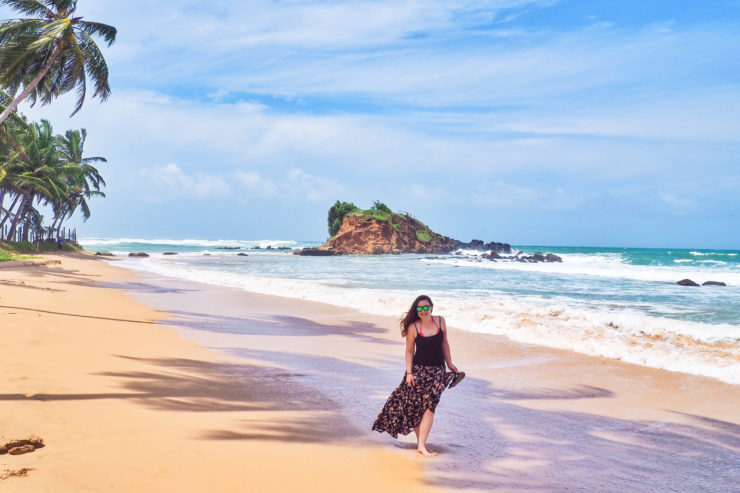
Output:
(0, 254), (429, 492)
(1, 254), (739, 491)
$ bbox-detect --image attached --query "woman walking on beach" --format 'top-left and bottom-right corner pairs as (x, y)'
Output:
(372, 295), (465, 456)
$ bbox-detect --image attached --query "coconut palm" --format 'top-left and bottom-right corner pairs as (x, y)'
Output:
(0, 0), (117, 126)
(47, 127), (105, 237)
(2, 119), (69, 240)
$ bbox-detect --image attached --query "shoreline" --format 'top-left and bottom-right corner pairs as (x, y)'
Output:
(0, 253), (431, 492)
(1, 253), (739, 491)
(110, 251), (740, 386)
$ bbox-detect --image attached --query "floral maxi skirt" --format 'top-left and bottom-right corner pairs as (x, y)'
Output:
(372, 364), (455, 438)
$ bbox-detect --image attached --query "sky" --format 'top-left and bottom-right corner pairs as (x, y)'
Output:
(2, 0), (739, 248)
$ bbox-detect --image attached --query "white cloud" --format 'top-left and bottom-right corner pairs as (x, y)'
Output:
(139, 163), (232, 201)
(473, 182), (581, 210)
(659, 192), (696, 215)
(135, 162), (343, 204)
(233, 171), (278, 197)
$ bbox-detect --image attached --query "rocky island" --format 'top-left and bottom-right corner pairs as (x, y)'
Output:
(295, 201), (561, 262)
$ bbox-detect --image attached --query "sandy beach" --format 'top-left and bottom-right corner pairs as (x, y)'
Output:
(1, 254), (739, 492)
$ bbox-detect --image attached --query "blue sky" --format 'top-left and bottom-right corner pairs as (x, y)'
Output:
(2, 0), (739, 247)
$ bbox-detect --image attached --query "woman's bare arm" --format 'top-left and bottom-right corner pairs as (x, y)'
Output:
(405, 324), (416, 385)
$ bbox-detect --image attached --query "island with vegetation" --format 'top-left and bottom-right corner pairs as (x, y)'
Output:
(296, 200), (514, 256)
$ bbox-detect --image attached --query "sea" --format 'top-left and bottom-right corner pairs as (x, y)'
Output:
(80, 238), (740, 385)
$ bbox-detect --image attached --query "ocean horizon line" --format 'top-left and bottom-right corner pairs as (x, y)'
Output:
(78, 236), (740, 252)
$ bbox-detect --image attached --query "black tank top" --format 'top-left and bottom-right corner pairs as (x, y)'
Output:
(412, 316), (445, 366)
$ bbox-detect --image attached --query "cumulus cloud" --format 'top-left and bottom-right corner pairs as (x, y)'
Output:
(4, 1), (739, 244)
(136, 163), (343, 204)
(139, 163), (232, 201)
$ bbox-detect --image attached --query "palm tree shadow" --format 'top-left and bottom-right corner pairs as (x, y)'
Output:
(163, 310), (396, 344)
(90, 280), (197, 295)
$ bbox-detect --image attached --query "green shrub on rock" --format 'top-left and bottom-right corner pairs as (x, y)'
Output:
(328, 201), (360, 236)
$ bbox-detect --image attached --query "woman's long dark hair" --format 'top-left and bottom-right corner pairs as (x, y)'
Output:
(400, 295), (433, 337)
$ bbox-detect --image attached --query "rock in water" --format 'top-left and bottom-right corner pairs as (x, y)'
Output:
(702, 281), (726, 286)
(300, 213), (457, 255)
(677, 279), (700, 286)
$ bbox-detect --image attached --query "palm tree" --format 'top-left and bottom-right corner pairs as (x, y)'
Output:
(2, 119), (69, 240)
(47, 127), (105, 237)
(0, 0), (117, 126)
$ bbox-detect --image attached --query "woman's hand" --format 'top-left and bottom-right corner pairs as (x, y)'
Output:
(405, 373), (415, 386)
(448, 363), (459, 373)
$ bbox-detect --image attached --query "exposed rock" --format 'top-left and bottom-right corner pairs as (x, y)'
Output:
(702, 281), (726, 286)
(514, 251), (562, 263)
(8, 445), (35, 455)
(677, 279), (700, 286)
(237, 253), (248, 256)
(0, 436), (44, 455)
(454, 239), (511, 254)
(266, 245), (273, 250)
(128, 252), (149, 258)
(162, 252), (178, 255)
(295, 248), (341, 256)
(216, 247), (240, 250)
(297, 213), (458, 255)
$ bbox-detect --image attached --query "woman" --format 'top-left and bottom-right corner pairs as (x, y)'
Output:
(372, 295), (465, 456)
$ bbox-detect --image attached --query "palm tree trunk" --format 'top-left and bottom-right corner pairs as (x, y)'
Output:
(0, 193), (21, 233)
(48, 209), (65, 240)
(0, 44), (61, 126)
(7, 193), (30, 241)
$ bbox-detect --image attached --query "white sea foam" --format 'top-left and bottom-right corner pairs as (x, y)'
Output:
(80, 237), (307, 248)
(420, 253), (740, 286)
(116, 256), (740, 385)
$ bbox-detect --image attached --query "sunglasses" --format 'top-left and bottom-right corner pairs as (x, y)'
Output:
(416, 305), (431, 312)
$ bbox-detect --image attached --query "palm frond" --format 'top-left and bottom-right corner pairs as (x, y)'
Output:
(1, 0), (53, 17)
(76, 20), (116, 46)
(76, 29), (109, 101)
(0, 19), (44, 44)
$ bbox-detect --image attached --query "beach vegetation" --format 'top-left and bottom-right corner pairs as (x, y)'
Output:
(329, 200), (438, 239)
(328, 200), (359, 236)
(416, 229), (431, 243)
(371, 200), (392, 214)
(0, 0), (117, 126)
(0, 116), (107, 243)
(0, 238), (81, 254)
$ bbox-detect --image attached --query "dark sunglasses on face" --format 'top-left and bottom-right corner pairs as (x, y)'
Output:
(416, 305), (431, 312)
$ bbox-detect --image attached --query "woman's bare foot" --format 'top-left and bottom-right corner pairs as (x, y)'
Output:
(417, 447), (438, 457)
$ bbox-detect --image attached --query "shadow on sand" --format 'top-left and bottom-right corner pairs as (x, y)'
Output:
(14, 272), (733, 491)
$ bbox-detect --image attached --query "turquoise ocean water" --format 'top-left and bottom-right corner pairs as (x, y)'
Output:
(80, 238), (740, 384)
